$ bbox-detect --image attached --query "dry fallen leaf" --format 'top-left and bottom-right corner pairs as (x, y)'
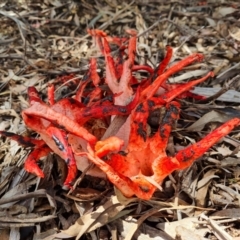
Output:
(191, 87), (240, 103)
(211, 208), (240, 218)
(229, 26), (240, 41)
(114, 219), (174, 240)
(186, 110), (230, 131)
(195, 169), (219, 207)
(157, 217), (209, 239)
(176, 226), (208, 240)
(214, 7), (237, 17)
(168, 70), (209, 83)
(47, 195), (135, 239)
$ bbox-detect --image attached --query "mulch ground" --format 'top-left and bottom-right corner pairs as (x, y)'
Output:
(1, 1), (240, 239)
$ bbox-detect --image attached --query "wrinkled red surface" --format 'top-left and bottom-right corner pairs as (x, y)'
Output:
(1, 29), (240, 199)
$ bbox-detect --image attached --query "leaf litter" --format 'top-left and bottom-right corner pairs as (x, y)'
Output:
(0, 0), (240, 239)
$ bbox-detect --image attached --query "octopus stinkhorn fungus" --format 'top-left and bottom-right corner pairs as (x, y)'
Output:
(1, 29), (240, 200)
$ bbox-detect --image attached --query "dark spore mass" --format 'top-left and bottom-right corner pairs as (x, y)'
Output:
(135, 103), (145, 113)
(52, 135), (65, 152)
(137, 122), (147, 141)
